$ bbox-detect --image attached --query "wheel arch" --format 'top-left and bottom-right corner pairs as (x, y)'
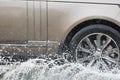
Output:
(61, 17), (120, 52)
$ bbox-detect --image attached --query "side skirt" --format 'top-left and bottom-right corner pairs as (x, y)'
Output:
(0, 41), (60, 62)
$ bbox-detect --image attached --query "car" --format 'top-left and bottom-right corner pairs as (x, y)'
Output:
(0, 0), (120, 70)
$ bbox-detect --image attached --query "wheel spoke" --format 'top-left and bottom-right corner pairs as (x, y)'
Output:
(100, 59), (109, 70)
(78, 56), (93, 62)
(102, 56), (117, 64)
(78, 46), (93, 54)
(87, 59), (95, 67)
(96, 34), (102, 48)
(85, 37), (95, 49)
(102, 37), (112, 51)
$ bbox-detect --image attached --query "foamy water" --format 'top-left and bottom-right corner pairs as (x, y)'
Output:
(0, 58), (120, 80)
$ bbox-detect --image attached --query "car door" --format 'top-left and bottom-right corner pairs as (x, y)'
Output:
(0, 0), (48, 57)
(0, 0), (28, 44)
(26, 0), (47, 55)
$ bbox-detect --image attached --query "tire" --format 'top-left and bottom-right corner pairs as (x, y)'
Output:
(69, 24), (120, 70)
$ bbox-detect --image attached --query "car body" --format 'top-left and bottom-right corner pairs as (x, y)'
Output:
(1, 0), (120, 68)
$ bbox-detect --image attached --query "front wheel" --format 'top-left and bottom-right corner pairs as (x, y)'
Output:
(69, 24), (120, 70)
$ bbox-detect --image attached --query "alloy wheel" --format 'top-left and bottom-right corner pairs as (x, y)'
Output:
(76, 33), (119, 70)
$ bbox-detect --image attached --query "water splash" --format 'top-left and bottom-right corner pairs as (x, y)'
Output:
(0, 58), (120, 80)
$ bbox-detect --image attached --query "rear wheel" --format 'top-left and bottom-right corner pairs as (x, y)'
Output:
(69, 24), (120, 70)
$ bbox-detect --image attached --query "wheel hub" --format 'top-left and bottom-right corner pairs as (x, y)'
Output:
(94, 49), (102, 58)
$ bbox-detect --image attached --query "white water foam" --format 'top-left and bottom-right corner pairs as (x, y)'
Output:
(0, 59), (120, 80)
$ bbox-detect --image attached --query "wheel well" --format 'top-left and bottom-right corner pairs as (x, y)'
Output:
(63, 19), (120, 48)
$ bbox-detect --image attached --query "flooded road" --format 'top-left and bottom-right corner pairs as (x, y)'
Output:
(0, 58), (120, 80)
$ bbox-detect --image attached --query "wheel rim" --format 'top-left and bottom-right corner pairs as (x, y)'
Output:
(76, 33), (119, 70)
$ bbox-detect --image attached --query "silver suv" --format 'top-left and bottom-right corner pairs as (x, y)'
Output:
(0, 0), (120, 69)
